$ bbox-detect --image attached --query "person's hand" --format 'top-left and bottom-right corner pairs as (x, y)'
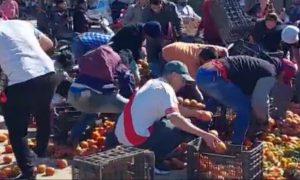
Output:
(193, 110), (213, 121)
(268, 117), (276, 130)
(248, 35), (255, 44)
(279, 8), (287, 22)
(202, 133), (222, 150)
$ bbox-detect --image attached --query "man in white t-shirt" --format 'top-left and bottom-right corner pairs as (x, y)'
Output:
(114, 60), (221, 174)
(0, 19), (56, 180)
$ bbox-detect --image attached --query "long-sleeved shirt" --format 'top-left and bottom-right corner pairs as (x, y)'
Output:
(110, 23), (145, 62)
(142, 0), (183, 62)
(176, 4), (201, 21)
(50, 10), (70, 38)
(251, 19), (284, 52)
(162, 42), (228, 78)
(142, 0), (183, 37)
(122, 3), (145, 25)
(287, 4), (300, 23)
(198, 0), (221, 43)
(73, 8), (89, 33)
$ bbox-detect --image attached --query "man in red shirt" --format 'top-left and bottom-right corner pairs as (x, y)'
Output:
(195, 0), (222, 45)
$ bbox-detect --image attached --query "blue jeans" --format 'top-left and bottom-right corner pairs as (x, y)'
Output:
(180, 35), (194, 43)
(149, 60), (166, 78)
(68, 90), (127, 142)
(196, 68), (251, 144)
(138, 120), (196, 160)
(71, 36), (87, 61)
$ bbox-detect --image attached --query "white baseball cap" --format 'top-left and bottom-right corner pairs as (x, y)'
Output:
(281, 25), (300, 44)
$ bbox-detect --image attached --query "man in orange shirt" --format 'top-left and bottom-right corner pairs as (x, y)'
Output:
(162, 42), (228, 78)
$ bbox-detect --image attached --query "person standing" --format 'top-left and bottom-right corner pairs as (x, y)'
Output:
(247, 0), (275, 19)
(142, 0), (183, 62)
(73, 0), (89, 33)
(195, 0), (222, 45)
(0, 0), (19, 19)
(50, 0), (73, 40)
(36, 4), (50, 35)
(73, 0), (101, 34)
(122, 0), (148, 25)
(287, 0), (300, 24)
(176, 0), (201, 42)
(0, 19), (56, 179)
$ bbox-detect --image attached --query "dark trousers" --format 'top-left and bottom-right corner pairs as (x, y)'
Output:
(138, 120), (202, 161)
(3, 73), (56, 176)
(107, 120), (209, 162)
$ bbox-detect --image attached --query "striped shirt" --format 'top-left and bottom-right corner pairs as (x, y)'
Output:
(78, 32), (112, 52)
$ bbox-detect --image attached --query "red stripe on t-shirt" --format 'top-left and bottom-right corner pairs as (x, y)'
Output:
(123, 93), (149, 145)
(165, 107), (179, 116)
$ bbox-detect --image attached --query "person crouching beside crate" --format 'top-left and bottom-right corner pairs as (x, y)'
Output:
(114, 60), (222, 175)
(67, 46), (136, 146)
(196, 55), (297, 145)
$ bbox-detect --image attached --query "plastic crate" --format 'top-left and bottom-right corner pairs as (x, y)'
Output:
(228, 40), (285, 59)
(51, 104), (82, 143)
(0, 72), (7, 92)
(187, 138), (263, 180)
(210, 0), (255, 45)
(72, 146), (155, 180)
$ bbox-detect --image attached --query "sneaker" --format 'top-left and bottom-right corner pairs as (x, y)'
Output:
(32, 157), (49, 166)
(32, 147), (47, 158)
(28, 150), (38, 159)
(154, 162), (171, 175)
(66, 136), (80, 148)
(14, 172), (36, 180)
(29, 150), (48, 166)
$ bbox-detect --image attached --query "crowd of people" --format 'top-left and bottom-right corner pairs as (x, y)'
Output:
(1, 0), (300, 179)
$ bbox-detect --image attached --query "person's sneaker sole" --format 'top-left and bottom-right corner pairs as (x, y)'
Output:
(154, 168), (171, 175)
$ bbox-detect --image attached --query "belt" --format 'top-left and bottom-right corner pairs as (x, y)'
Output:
(202, 60), (229, 81)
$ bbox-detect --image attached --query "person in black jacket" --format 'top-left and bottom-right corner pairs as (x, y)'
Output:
(50, 0), (73, 40)
(196, 56), (297, 145)
(73, 0), (100, 33)
(142, 0), (183, 63)
(250, 13), (284, 52)
(110, 21), (162, 62)
(73, 0), (89, 33)
(110, 21), (162, 82)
